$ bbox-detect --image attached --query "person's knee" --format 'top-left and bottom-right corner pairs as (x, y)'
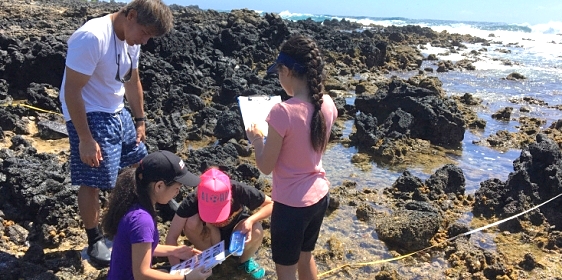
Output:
(299, 251), (312, 261)
(251, 224), (264, 242)
(78, 185), (100, 201)
(275, 263), (298, 280)
(184, 215), (204, 233)
(79, 185), (99, 193)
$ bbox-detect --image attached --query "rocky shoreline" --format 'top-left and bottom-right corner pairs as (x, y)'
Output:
(1, 0), (562, 279)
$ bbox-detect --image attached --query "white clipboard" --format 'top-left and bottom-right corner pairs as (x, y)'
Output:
(238, 95), (282, 137)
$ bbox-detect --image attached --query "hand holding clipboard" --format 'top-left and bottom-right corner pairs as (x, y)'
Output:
(238, 95), (281, 144)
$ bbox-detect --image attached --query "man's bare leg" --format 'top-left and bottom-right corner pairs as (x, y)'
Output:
(78, 185), (110, 266)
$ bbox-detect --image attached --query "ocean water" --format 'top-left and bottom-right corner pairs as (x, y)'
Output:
(274, 11), (562, 193)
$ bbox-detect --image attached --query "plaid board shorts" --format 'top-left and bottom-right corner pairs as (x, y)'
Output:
(66, 109), (147, 190)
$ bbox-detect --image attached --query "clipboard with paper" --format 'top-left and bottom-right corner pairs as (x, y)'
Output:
(169, 241), (226, 275)
(238, 95), (282, 137)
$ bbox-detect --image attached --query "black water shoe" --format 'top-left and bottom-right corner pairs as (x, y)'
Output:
(87, 239), (110, 266)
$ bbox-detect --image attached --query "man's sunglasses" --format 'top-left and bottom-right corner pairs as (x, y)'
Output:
(115, 52), (132, 83)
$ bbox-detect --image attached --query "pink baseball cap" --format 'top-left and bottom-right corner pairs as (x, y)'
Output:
(197, 168), (232, 223)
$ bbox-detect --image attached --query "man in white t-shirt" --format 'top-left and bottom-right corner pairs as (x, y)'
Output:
(59, 0), (173, 266)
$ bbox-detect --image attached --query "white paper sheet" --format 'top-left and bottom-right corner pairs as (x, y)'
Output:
(238, 95), (282, 137)
(169, 241), (226, 275)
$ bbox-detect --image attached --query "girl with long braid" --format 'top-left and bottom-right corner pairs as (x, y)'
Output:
(245, 35), (338, 280)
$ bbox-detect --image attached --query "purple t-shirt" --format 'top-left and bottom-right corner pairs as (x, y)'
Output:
(107, 204), (158, 280)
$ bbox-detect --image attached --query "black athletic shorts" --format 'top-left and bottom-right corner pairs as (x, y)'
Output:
(270, 194), (329, 266)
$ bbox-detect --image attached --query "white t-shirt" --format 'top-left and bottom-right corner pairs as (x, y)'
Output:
(60, 14), (141, 121)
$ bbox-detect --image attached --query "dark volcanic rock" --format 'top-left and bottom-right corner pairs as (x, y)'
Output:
(376, 201), (442, 251)
(353, 79), (465, 147)
(425, 164), (466, 197)
(445, 238), (512, 278)
(213, 108), (245, 142)
(25, 83), (62, 113)
(0, 141), (81, 247)
(386, 164), (466, 212)
(37, 120), (68, 140)
(491, 107), (513, 121)
(473, 134), (562, 231)
(145, 112), (191, 153)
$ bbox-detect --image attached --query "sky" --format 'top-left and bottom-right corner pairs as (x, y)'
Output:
(159, 0), (562, 25)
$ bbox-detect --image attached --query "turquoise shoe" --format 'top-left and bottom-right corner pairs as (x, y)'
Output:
(238, 257), (265, 279)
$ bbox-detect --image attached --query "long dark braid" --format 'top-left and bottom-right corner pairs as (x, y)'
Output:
(280, 35), (328, 152)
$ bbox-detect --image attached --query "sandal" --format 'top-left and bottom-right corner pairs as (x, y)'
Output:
(238, 257), (265, 279)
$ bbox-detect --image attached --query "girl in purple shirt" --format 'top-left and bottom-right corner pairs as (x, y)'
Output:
(102, 151), (211, 280)
(246, 35), (338, 280)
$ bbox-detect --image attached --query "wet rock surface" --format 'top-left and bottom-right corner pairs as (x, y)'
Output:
(473, 134), (562, 230)
(1, 0), (562, 279)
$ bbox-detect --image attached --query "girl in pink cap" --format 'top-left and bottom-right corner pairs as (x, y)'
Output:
(246, 34), (338, 280)
(166, 168), (273, 279)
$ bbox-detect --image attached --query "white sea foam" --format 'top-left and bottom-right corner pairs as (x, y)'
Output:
(278, 10), (315, 18)
(529, 21), (562, 35)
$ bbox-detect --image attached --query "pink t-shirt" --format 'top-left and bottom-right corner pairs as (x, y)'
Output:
(266, 94), (338, 207)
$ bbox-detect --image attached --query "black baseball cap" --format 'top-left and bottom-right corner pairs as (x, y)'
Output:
(136, 150), (200, 186)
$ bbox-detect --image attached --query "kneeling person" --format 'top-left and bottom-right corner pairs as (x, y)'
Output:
(166, 168), (272, 279)
(103, 151), (211, 280)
